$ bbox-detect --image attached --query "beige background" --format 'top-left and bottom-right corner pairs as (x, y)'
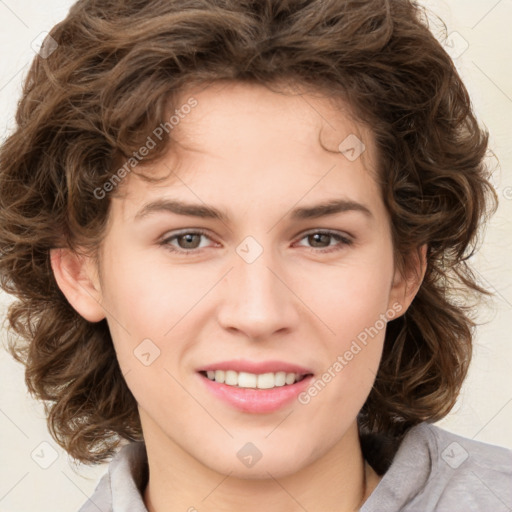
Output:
(0, 1), (511, 511)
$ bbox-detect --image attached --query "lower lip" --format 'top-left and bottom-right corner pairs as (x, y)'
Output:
(198, 373), (314, 413)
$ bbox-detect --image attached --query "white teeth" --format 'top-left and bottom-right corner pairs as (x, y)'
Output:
(204, 370), (306, 389)
(257, 372), (275, 389)
(285, 373), (296, 385)
(225, 370), (238, 386)
(238, 372), (257, 388)
(274, 371), (286, 386)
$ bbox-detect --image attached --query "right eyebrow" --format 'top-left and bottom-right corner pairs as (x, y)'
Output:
(134, 199), (228, 222)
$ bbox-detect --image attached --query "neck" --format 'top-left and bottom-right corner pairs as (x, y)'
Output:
(142, 416), (381, 512)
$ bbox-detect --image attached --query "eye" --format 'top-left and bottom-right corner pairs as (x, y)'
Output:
(295, 230), (353, 253)
(160, 229), (216, 254)
(159, 228), (353, 256)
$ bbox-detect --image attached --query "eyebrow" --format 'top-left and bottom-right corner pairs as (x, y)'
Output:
(134, 198), (373, 222)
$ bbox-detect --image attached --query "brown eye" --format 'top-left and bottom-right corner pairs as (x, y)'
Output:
(296, 230), (353, 253)
(175, 233), (202, 249)
(307, 233), (332, 248)
(160, 229), (214, 254)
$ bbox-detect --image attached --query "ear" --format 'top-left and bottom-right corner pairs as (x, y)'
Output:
(50, 248), (106, 322)
(388, 244), (427, 317)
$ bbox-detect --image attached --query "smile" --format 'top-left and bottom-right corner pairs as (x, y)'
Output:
(200, 370), (309, 389)
(197, 371), (314, 414)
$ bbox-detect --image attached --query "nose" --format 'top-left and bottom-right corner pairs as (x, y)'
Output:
(216, 246), (300, 340)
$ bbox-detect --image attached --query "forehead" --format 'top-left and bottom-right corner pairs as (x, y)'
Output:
(171, 80), (371, 158)
(111, 81), (381, 222)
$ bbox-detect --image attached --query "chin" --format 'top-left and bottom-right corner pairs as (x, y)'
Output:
(213, 457), (304, 480)
(197, 440), (314, 480)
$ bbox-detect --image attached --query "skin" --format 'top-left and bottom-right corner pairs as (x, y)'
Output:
(51, 81), (425, 512)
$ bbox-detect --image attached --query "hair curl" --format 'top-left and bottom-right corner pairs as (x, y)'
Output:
(0, 0), (497, 465)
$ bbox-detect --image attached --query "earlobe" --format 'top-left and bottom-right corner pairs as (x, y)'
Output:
(50, 248), (106, 322)
(388, 244), (427, 316)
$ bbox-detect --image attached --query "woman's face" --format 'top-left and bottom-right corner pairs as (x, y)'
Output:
(92, 81), (414, 478)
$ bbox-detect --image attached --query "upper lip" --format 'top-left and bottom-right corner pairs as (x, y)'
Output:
(197, 359), (314, 375)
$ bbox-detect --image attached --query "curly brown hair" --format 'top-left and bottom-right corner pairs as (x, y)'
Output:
(0, 0), (497, 465)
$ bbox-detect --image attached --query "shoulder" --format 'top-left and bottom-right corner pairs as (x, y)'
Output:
(362, 422), (512, 512)
(76, 441), (148, 512)
(76, 470), (112, 512)
(404, 423), (512, 511)
(422, 423), (512, 474)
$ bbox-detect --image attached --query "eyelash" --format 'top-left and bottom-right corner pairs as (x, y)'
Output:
(159, 229), (353, 255)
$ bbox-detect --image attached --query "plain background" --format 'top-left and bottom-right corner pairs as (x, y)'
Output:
(0, 1), (511, 511)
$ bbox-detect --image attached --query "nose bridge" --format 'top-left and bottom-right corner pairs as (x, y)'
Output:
(217, 239), (298, 337)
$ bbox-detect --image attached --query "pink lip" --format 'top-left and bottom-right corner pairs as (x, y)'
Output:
(198, 373), (314, 414)
(196, 359), (313, 375)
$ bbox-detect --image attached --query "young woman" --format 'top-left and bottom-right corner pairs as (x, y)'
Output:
(1, 1), (510, 511)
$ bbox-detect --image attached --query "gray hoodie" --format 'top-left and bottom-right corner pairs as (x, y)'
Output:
(77, 423), (512, 512)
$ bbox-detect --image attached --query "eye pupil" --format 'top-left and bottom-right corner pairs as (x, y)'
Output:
(309, 233), (331, 247)
(179, 233), (201, 249)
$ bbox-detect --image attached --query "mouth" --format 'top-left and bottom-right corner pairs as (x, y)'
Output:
(198, 369), (312, 389)
(196, 361), (315, 413)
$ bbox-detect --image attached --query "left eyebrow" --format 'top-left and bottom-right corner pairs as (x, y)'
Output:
(133, 198), (373, 222)
(289, 199), (373, 220)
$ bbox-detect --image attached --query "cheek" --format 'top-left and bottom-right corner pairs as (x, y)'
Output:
(98, 248), (217, 373)
(312, 252), (394, 336)
(100, 247), (192, 327)
(305, 250), (394, 390)
(97, 251), (167, 363)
